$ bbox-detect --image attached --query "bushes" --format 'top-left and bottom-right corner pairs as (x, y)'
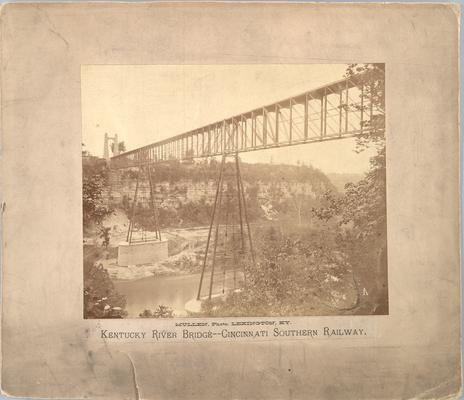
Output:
(197, 222), (362, 317)
(139, 305), (174, 318)
(83, 173), (113, 228)
(124, 200), (214, 230)
(83, 246), (127, 318)
(177, 199), (213, 226)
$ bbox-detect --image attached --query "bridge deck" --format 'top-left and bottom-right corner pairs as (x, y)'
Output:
(110, 71), (384, 169)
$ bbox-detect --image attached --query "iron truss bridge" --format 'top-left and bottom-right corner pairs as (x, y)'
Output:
(110, 71), (384, 169)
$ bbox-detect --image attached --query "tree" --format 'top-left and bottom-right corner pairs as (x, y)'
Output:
(99, 226), (111, 249)
(83, 172), (113, 228)
(82, 156), (113, 229)
(84, 248), (127, 318)
(345, 63), (385, 153)
(82, 154), (125, 318)
(313, 63), (386, 313)
(111, 141), (126, 154)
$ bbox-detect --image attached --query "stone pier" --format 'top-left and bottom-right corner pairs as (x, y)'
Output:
(118, 239), (168, 266)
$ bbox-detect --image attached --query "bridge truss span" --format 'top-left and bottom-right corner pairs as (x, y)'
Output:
(110, 70), (385, 169)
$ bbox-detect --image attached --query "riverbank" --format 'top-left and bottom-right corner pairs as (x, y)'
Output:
(84, 209), (210, 280)
(97, 249), (203, 281)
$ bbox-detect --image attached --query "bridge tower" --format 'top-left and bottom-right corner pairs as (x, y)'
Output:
(117, 162), (168, 266)
(196, 153), (256, 301)
(103, 132), (119, 161)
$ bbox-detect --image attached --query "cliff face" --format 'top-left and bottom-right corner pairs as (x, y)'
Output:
(106, 165), (334, 212)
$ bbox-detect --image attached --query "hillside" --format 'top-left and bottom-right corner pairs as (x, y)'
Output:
(104, 160), (337, 228)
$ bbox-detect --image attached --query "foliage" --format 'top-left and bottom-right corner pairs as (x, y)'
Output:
(314, 63), (386, 236)
(82, 156), (113, 229)
(345, 63), (385, 153)
(198, 63), (387, 317)
(315, 63), (386, 238)
(200, 225), (359, 317)
(313, 149), (386, 240)
(111, 141), (126, 154)
(177, 199), (213, 226)
(98, 226), (111, 249)
(83, 246), (127, 318)
(139, 305), (174, 318)
(311, 63), (387, 312)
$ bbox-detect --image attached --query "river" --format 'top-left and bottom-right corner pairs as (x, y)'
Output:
(114, 273), (201, 317)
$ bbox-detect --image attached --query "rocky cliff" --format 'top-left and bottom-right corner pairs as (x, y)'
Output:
(106, 161), (336, 216)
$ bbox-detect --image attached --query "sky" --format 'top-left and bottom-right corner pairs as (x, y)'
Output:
(81, 64), (376, 174)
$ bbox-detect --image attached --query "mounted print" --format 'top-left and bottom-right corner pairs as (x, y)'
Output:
(81, 64), (387, 319)
(2, 3), (460, 400)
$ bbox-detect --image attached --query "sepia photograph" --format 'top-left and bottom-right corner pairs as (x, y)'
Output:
(2, 3), (460, 399)
(82, 63), (386, 319)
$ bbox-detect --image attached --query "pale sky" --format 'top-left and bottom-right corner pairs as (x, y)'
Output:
(81, 64), (375, 174)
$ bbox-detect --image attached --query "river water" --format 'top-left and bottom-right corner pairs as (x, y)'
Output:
(114, 273), (201, 318)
